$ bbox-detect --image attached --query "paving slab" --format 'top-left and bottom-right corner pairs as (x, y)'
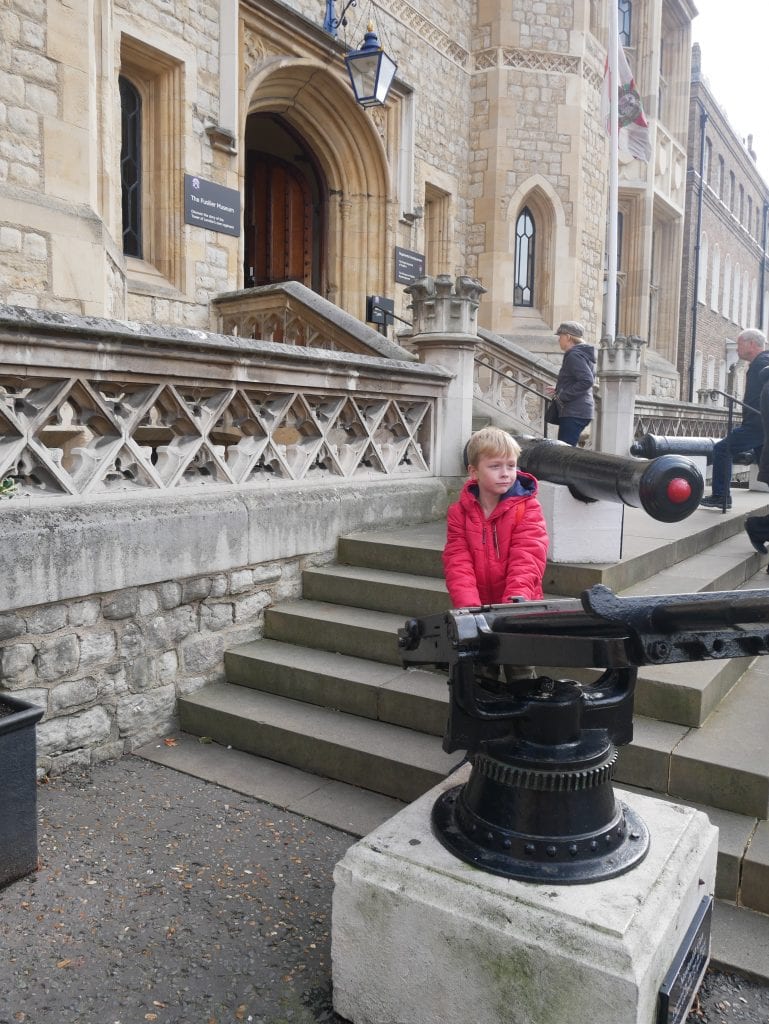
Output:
(136, 731), (406, 837)
(711, 900), (769, 983)
(740, 818), (769, 916)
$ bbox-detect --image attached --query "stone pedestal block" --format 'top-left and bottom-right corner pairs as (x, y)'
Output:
(332, 767), (717, 1024)
(537, 481), (624, 563)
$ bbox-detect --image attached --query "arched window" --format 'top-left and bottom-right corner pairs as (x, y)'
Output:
(732, 262), (740, 324)
(119, 75), (142, 259)
(697, 233), (708, 304)
(710, 244), (720, 311)
(618, 0), (632, 46)
(723, 254), (732, 319)
(705, 355), (715, 389)
(704, 138), (712, 185)
(514, 207), (535, 307)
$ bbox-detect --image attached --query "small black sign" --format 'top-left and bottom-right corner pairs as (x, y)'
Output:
(366, 295), (394, 326)
(657, 895), (712, 1024)
(184, 174), (240, 236)
(394, 246), (425, 285)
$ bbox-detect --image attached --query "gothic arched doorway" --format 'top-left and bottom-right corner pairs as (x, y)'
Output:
(243, 113), (326, 292)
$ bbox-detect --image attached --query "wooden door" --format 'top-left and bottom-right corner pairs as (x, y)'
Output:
(245, 152), (313, 288)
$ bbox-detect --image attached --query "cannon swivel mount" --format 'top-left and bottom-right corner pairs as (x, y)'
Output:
(398, 585), (769, 884)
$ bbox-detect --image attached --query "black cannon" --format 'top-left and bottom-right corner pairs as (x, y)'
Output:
(516, 437), (704, 522)
(630, 433), (759, 467)
(398, 586), (769, 884)
(629, 434), (717, 460)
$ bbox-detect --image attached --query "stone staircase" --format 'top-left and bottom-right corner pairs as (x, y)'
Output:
(143, 494), (769, 977)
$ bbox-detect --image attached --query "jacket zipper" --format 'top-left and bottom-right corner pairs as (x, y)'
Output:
(482, 523), (500, 559)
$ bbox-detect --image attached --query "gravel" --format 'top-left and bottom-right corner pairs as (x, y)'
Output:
(0, 756), (767, 1024)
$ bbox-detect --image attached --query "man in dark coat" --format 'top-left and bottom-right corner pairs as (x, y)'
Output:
(744, 361), (769, 552)
(700, 328), (769, 510)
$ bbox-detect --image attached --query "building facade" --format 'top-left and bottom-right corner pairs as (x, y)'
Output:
(0, 0), (695, 393)
(678, 43), (769, 405)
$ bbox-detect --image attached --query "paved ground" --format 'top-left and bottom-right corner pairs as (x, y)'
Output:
(1, 756), (768, 1024)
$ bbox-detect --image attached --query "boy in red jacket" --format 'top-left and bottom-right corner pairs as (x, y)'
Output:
(443, 427), (549, 685)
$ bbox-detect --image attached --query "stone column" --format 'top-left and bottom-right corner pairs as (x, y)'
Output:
(405, 275), (486, 477)
(597, 334), (646, 456)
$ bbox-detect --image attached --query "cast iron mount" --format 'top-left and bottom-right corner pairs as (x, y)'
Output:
(398, 585), (769, 884)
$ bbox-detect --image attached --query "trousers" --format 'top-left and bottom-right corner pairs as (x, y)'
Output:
(710, 424), (764, 497)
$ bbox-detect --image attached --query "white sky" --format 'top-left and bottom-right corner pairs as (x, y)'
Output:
(690, 0), (769, 182)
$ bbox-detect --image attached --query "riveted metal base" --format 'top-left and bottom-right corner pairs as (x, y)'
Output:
(432, 784), (650, 885)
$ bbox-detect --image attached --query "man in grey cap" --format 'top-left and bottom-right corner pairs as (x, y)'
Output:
(546, 322), (596, 445)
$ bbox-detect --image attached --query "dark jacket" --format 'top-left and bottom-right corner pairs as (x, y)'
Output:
(757, 364), (769, 485)
(742, 352), (769, 432)
(442, 473), (549, 607)
(553, 343), (596, 420)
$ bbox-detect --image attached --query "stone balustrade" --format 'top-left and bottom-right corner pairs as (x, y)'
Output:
(0, 305), (447, 500)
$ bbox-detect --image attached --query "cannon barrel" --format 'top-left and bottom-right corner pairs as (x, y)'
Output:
(516, 437), (704, 522)
(629, 434), (717, 459)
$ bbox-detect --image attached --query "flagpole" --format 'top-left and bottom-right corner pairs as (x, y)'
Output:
(606, 0), (619, 342)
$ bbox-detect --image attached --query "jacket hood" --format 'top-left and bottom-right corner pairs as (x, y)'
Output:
(568, 343), (596, 369)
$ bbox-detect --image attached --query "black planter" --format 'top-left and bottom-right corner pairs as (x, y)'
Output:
(0, 694), (44, 890)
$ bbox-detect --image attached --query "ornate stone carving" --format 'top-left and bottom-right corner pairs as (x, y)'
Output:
(385, 0), (469, 67)
(243, 27), (268, 75)
(405, 274), (487, 337)
(501, 49), (581, 76)
(0, 374), (433, 496)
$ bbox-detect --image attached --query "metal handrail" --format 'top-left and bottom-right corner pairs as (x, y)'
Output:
(474, 358), (550, 438)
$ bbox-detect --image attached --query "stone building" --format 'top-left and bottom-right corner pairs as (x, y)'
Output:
(0, 0), (696, 388)
(678, 43), (769, 405)
(0, 0), (742, 779)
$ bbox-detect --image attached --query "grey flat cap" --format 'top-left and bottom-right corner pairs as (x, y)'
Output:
(555, 321), (584, 338)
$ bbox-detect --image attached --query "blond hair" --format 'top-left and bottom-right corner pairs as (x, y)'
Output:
(466, 427), (521, 468)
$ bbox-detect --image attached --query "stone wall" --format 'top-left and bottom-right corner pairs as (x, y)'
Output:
(1, 553), (305, 776)
(0, 477), (451, 774)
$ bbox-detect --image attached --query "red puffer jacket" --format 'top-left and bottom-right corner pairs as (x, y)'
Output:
(442, 473), (549, 607)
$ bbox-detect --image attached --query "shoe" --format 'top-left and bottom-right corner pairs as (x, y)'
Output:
(699, 495), (732, 509)
(745, 516), (769, 554)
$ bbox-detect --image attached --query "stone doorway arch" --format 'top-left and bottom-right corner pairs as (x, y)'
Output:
(243, 58), (391, 319)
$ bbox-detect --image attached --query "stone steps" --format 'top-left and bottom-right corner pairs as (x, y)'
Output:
(178, 682), (458, 804)
(176, 497), (769, 929)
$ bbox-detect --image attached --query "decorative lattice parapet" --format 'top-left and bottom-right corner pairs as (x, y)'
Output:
(635, 397), (728, 438)
(405, 275), (487, 339)
(0, 305), (448, 500)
